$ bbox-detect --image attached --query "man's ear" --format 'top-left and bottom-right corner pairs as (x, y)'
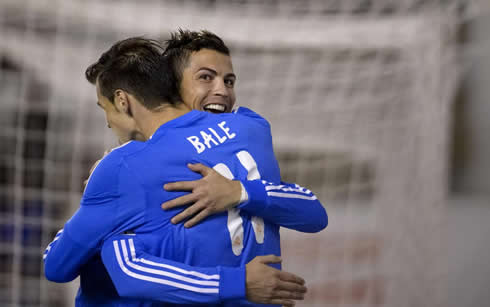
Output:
(114, 89), (132, 116)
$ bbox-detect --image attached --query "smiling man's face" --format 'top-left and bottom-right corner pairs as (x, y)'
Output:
(179, 48), (236, 114)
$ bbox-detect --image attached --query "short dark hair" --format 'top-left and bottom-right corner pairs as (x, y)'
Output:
(163, 29), (230, 85)
(85, 37), (181, 110)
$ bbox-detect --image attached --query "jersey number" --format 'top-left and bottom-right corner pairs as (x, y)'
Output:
(213, 151), (264, 256)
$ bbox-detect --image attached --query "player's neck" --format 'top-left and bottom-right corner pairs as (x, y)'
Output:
(136, 103), (192, 140)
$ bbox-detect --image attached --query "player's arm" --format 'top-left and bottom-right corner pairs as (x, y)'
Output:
(43, 154), (145, 282)
(161, 163), (327, 232)
(162, 106), (327, 231)
(238, 178), (327, 232)
(43, 203), (119, 282)
(101, 235), (306, 306)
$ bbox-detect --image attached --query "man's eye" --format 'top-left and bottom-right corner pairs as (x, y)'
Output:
(199, 74), (212, 81)
(225, 79), (235, 87)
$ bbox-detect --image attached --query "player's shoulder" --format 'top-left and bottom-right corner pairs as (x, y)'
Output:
(83, 141), (146, 193)
(110, 140), (147, 157)
(230, 106), (271, 128)
(98, 141), (146, 166)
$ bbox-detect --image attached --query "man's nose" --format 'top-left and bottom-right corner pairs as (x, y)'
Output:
(212, 79), (228, 96)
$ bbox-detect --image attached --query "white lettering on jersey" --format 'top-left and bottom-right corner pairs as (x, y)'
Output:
(208, 128), (227, 143)
(186, 136), (206, 154)
(218, 121), (236, 139)
(200, 131), (219, 149)
(186, 122), (236, 154)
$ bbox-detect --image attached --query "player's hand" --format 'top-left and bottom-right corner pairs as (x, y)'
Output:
(246, 255), (307, 307)
(161, 163), (242, 228)
(83, 150), (110, 185)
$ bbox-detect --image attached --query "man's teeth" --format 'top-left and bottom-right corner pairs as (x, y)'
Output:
(204, 104), (226, 112)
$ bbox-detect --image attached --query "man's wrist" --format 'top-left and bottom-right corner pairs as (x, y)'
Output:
(239, 181), (249, 204)
(236, 180), (268, 213)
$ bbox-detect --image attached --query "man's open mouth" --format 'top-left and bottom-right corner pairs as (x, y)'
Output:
(203, 103), (227, 114)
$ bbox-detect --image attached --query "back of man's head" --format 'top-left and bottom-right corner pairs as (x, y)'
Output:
(86, 37), (181, 110)
(163, 29), (230, 85)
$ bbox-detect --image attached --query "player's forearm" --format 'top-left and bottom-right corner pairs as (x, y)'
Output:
(43, 228), (92, 282)
(43, 202), (122, 283)
(101, 235), (246, 304)
(238, 180), (328, 233)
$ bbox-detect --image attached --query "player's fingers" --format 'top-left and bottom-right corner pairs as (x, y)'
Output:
(163, 180), (197, 191)
(276, 280), (307, 294)
(268, 299), (295, 306)
(187, 163), (211, 176)
(277, 271), (306, 285)
(183, 209), (211, 228)
(257, 254), (282, 264)
(170, 202), (204, 224)
(271, 289), (305, 300)
(161, 193), (198, 210)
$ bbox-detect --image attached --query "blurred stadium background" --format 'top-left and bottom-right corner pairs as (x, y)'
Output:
(0, 0), (489, 306)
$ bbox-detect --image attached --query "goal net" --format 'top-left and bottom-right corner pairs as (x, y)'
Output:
(0, 0), (478, 306)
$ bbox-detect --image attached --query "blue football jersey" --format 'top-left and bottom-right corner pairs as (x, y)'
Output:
(44, 107), (327, 306)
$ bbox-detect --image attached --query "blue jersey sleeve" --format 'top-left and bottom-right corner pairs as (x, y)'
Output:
(238, 180), (327, 233)
(233, 107), (328, 233)
(101, 234), (246, 304)
(43, 151), (146, 282)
